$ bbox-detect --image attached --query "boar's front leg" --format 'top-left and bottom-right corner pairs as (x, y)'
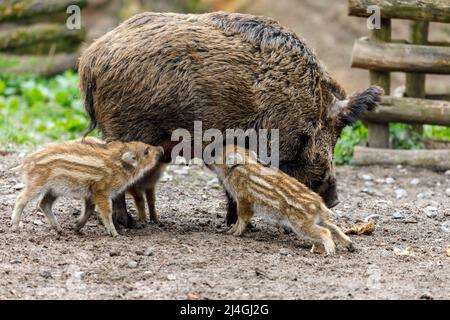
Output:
(112, 192), (143, 229)
(225, 191), (237, 226)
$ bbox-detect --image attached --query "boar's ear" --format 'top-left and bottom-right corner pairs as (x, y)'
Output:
(225, 152), (244, 169)
(332, 86), (384, 128)
(121, 151), (138, 168)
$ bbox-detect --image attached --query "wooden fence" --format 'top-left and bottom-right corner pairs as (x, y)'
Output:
(348, 0), (450, 169)
(0, 0), (87, 76)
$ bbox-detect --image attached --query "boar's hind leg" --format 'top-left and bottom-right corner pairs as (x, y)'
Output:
(74, 198), (95, 233)
(112, 192), (140, 229)
(225, 191), (237, 226)
(39, 192), (62, 234)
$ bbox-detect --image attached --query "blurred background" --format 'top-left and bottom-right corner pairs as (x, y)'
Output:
(0, 0), (449, 163)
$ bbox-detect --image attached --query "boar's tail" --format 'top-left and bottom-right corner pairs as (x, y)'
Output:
(341, 86), (384, 126)
(83, 80), (97, 137)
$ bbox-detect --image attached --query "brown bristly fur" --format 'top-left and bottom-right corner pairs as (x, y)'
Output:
(11, 138), (164, 237)
(209, 145), (355, 255)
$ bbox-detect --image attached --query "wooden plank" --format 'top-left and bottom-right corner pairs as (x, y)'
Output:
(367, 18), (390, 148)
(348, 0), (450, 24)
(365, 96), (450, 126)
(352, 146), (450, 171)
(351, 38), (450, 74)
(405, 21), (428, 135)
(0, 0), (87, 22)
(0, 51), (79, 76)
(0, 23), (85, 54)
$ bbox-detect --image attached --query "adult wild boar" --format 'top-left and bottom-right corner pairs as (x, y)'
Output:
(79, 12), (382, 227)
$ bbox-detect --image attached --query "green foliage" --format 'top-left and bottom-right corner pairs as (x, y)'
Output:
(334, 122), (368, 165)
(424, 125), (450, 141)
(389, 123), (424, 149)
(0, 71), (88, 150)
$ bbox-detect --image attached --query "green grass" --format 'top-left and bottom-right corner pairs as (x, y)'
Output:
(0, 71), (88, 150)
(1, 72), (449, 162)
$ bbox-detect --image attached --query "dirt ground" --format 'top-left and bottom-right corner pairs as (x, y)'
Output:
(0, 152), (449, 299)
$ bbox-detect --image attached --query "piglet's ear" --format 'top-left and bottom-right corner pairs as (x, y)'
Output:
(248, 149), (258, 161)
(225, 152), (244, 169)
(121, 151), (138, 167)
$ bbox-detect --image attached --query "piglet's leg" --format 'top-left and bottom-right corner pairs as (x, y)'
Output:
(39, 192), (62, 234)
(128, 187), (147, 224)
(145, 187), (158, 223)
(303, 223), (336, 255)
(11, 187), (36, 231)
(228, 199), (253, 237)
(95, 194), (119, 237)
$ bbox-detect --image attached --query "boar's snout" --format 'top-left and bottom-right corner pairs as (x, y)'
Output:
(315, 175), (339, 209)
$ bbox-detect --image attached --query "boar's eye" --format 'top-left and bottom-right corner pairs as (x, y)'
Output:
(144, 148), (149, 157)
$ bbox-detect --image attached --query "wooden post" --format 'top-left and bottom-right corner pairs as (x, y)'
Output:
(406, 21), (429, 136)
(368, 18), (391, 148)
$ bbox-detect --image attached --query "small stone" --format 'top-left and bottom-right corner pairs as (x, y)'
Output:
(33, 219), (44, 226)
(444, 170), (450, 175)
(72, 271), (85, 282)
(40, 271), (52, 279)
(392, 211), (404, 219)
(127, 260), (138, 269)
(207, 178), (220, 187)
(71, 208), (81, 216)
(440, 221), (450, 233)
(445, 188), (450, 197)
(364, 214), (380, 222)
(173, 166), (189, 175)
(279, 248), (291, 256)
(410, 178), (420, 185)
(159, 172), (173, 182)
(417, 191), (433, 199)
(109, 251), (120, 257)
(361, 188), (383, 197)
(395, 188), (407, 199)
(202, 194), (207, 200)
(167, 274), (177, 281)
(424, 206), (438, 218)
(419, 293), (433, 300)
(360, 174), (373, 181)
(144, 247), (154, 256)
(12, 183), (24, 190)
(385, 177), (395, 184)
